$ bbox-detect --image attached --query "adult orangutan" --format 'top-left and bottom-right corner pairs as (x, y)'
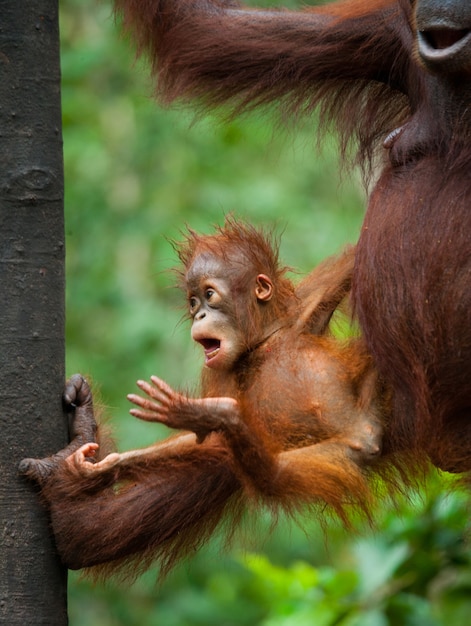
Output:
(21, 219), (394, 578)
(112, 0), (471, 473)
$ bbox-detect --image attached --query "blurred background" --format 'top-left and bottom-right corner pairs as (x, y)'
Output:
(61, 1), (471, 624)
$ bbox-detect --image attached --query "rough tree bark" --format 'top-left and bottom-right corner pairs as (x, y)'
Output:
(0, 1), (68, 624)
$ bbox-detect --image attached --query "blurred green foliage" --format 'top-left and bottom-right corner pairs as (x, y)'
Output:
(60, 1), (470, 624)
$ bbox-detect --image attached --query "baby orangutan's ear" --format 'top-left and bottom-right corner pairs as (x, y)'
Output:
(255, 274), (273, 301)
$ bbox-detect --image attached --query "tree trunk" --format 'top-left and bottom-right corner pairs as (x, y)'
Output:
(0, 1), (68, 624)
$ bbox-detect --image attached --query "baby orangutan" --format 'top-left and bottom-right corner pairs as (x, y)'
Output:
(21, 218), (389, 579)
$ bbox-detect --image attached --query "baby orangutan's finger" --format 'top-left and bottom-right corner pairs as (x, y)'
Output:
(129, 407), (169, 423)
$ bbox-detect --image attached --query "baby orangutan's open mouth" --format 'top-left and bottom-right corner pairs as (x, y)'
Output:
(198, 338), (221, 362)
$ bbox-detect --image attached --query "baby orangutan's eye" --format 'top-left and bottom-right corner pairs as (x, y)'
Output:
(189, 297), (199, 314)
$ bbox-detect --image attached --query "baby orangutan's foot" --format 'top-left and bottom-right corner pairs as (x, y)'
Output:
(19, 374), (99, 485)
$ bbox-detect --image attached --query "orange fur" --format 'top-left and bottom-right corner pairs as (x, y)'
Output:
(114, 0), (471, 473)
(21, 0), (471, 580)
(21, 222), (402, 580)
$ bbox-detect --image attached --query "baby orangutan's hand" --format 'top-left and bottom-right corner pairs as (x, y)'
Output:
(66, 443), (120, 476)
(128, 375), (239, 443)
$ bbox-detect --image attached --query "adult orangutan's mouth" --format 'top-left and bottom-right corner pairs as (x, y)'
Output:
(421, 28), (470, 51)
(418, 26), (471, 69)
